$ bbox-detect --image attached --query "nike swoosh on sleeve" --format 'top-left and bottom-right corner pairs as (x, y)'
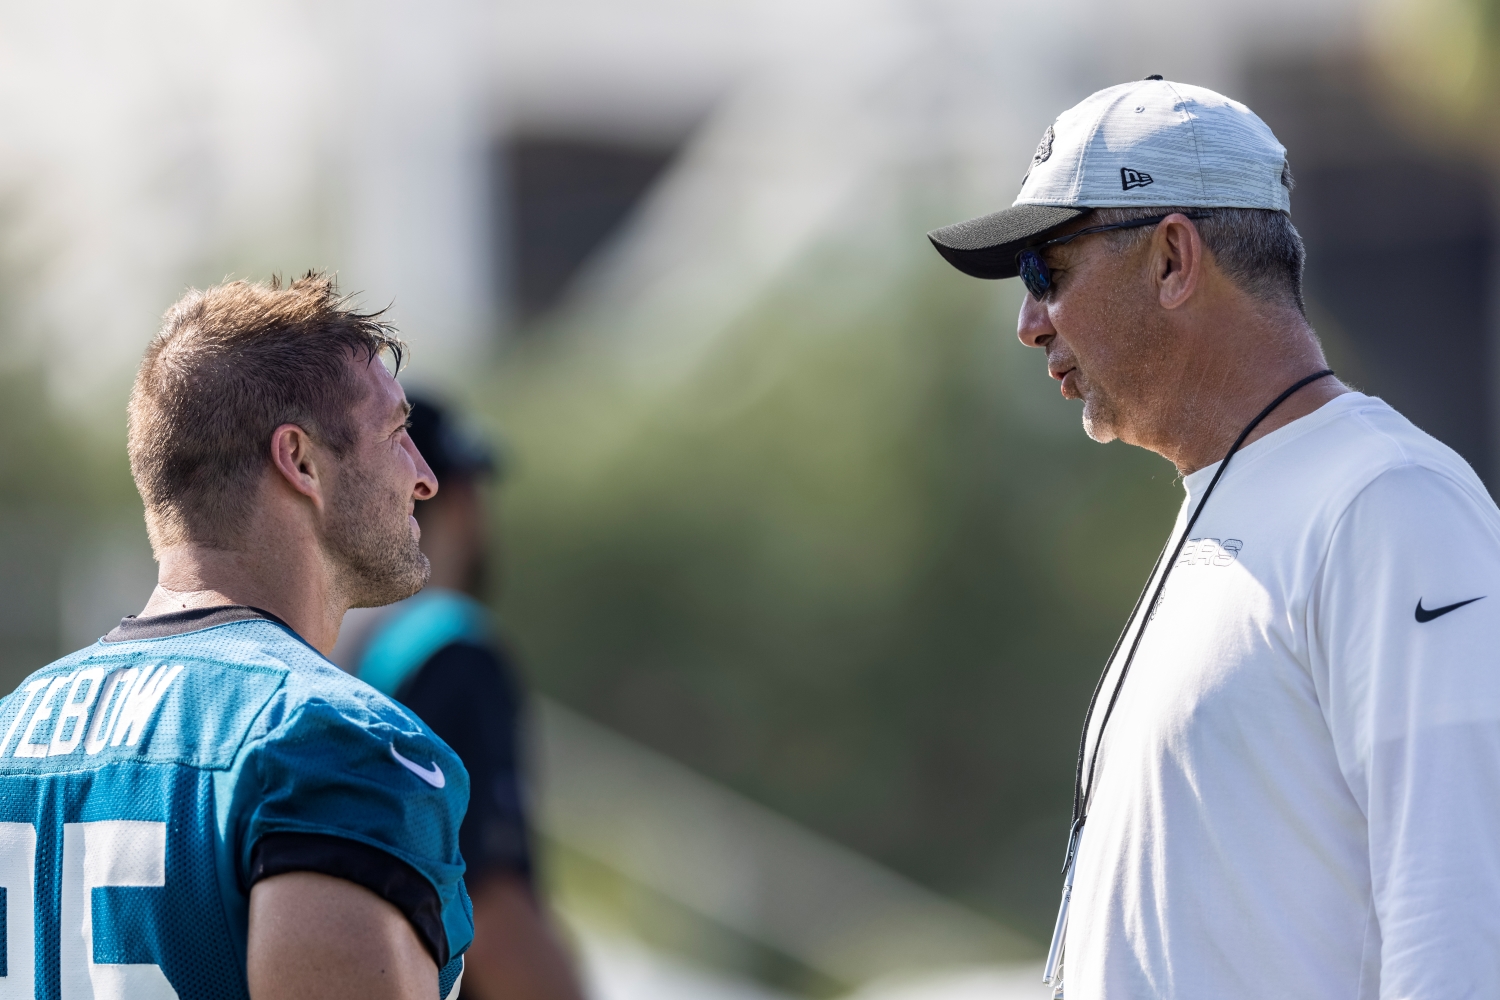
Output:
(1414, 596), (1485, 623)
(389, 743), (446, 788)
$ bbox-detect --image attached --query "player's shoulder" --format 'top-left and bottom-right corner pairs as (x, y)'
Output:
(1284, 392), (1492, 515)
(230, 614), (470, 911)
(257, 644), (463, 798)
(166, 613), (456, 775)
(206, 615), (469, 801)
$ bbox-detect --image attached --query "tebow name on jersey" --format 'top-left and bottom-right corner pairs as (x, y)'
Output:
(1, 665), (184, 760)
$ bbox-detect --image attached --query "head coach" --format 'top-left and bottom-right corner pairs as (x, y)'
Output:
(929, 77), (1500, 998)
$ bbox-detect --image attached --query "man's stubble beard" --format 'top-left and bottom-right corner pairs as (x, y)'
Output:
(1078, 368), (1123, 444)
(1075, 308), (1171, 448)
(324, 459), (431, 609)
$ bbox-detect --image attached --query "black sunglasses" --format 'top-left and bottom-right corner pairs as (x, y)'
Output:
(1016, 212), (1212, 300)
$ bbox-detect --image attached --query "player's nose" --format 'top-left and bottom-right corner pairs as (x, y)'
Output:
(1018, 292), (1055, 349)
(405, 436), (438, 500)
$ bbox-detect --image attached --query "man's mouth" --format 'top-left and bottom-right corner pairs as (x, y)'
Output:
(1052, 366), (1079, 399)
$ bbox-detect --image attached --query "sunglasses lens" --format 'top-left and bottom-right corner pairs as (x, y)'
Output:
(1018, 250), (1049, 299)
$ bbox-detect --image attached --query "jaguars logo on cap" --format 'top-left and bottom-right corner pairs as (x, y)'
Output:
(1022, 124), (1055, 183)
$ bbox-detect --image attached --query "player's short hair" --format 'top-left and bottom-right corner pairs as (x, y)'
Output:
(129, 272), (406, 552)
(1092, 206), (1307, 313)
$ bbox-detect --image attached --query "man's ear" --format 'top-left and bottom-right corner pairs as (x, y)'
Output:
(1152, 214), (1205, 310)
(269, 423), (328, 512)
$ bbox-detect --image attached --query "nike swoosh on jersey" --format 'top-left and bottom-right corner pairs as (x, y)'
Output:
(1414, 596), (1485, 623)
(389, 743), (446, 788)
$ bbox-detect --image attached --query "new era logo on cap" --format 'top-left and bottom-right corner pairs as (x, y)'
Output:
(927, 77), (1292, 280)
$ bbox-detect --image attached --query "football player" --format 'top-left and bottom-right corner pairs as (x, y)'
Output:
(0, 273), (471, 999)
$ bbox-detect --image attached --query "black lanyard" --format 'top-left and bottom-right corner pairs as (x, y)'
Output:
(1061, 368), (1335, 870)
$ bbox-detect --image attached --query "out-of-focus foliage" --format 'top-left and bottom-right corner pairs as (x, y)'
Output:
(484, 228), (1182, 939)
(0, 360), (138, 691)
(0, 206), (141, 689)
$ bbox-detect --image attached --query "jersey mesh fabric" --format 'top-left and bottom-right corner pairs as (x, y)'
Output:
(0, 617), (473, 999)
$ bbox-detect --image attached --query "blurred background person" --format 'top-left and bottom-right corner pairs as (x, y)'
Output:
(334, 396), (587, 1000)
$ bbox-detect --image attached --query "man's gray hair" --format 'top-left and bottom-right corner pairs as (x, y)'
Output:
(1092, 207), (1307, 313)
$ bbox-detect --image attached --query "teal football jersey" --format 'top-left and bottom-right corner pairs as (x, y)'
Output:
(0, 606), (473, 1000)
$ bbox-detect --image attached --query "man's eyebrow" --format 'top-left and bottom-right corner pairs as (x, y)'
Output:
(395, 400), (413, 423)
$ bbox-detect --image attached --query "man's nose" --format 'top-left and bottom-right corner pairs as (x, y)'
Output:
(405, 436), (439, 501)
(1017, 292), (1054, 349)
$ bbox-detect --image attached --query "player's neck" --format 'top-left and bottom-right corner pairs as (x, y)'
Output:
(145, 534), (346, 655)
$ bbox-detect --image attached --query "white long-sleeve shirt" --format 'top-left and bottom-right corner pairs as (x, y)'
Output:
(1063, 391), (1500, 999)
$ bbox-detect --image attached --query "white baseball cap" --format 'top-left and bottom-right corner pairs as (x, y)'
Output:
(929, 76), (1293, 279)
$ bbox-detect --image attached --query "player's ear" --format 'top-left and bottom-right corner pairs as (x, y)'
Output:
(1154, 213), (1203, 310)
(269, 423), (328, 511)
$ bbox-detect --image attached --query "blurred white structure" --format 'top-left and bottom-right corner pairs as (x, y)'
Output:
(573, 929), (1050, 1000)
(575, 929), (796, 1000)
(0, 0), (1366, 410)
(844, 965), (1048, 1000)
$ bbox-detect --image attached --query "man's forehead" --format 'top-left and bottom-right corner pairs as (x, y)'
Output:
(379, 377), (411, 419)
(349, 351), (408, 415)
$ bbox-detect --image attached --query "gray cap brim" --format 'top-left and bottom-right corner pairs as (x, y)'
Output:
(927, 204), (1087, 280)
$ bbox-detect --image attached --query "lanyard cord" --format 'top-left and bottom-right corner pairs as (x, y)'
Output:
(1061, 368), (1335, 870)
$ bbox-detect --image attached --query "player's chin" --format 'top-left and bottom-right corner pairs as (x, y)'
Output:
(347, 549), (430, 609)
(389, 549), (431, 603)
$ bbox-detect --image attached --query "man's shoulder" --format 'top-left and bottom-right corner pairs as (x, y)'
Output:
(175, 620), (450, 768)
(1271, 393), (1491, 515)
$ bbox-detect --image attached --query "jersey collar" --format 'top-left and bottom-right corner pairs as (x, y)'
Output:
(102, 605), (293, 644)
